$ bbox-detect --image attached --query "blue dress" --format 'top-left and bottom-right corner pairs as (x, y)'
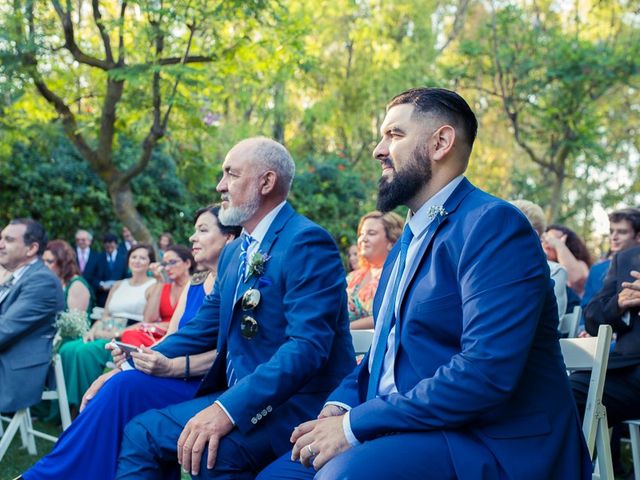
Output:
(24, 282), (208, 480)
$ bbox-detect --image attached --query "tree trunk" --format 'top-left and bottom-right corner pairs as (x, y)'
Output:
(547, 171), (565, 224)
(108, 182), (153, 245)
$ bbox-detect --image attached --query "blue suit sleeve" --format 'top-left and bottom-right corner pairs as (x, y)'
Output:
(349, 203), (551, 440)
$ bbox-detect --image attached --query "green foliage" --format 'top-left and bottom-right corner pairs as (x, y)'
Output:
(0, 126), (197, 245)
(290, 153), (376, 249)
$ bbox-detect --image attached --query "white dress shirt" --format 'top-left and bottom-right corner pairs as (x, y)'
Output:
(342, 175), (464, 445)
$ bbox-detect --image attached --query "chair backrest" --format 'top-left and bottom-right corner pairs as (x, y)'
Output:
(560, 324), (613, 479)
(559, 305), (582, 338)
(351, 329), (374, 356)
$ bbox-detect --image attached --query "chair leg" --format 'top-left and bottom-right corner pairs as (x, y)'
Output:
(0, 410), (26, 462)
(628, 422), (640, 480)
(53, 354), (72, 430)
(22, 409), (37, 455)
(595, 417), (614, 480)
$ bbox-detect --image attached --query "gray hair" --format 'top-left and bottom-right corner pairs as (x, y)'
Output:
(247, 137), (296, 195)
(75, 229), (93, 241)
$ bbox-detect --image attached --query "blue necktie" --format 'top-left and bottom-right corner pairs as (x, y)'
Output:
(366, 225), (414, 400)
(228, 234), (255, 386)
(238, 234), (255, 283)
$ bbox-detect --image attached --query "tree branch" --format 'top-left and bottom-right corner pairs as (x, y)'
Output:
(436, 0), (471, 55)
(157, 55), (213, 65)
(91, 0), (114, 63)
(117, 1), (127, 65)
(50, 0), (112, 69)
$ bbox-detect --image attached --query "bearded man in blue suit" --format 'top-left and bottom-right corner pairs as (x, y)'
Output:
(115, 137), (354, 479)
(258, 88), (591, 479)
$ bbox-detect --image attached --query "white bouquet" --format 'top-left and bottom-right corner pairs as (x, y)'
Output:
(53, 309), (90, 350)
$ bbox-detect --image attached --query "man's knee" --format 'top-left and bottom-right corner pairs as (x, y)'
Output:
(122, 409), (158, 447)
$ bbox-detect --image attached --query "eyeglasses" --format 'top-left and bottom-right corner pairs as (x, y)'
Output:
(240, 288), (261, 339)
(161, 259), (181, 268)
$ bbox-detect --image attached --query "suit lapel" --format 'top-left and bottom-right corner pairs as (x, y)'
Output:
(395, 179), (476, 340)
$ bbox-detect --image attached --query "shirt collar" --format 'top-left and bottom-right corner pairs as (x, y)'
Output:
(242, 200), (287, 246)
(407, 175), (464, 238)
(11, 258), (38, 283)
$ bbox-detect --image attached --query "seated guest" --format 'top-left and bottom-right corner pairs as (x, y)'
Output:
(0, 219), (64, 415)
(543, 224), (592, 297)
(347, 211), (403, 329)
(43, 240), (94, 314)
(582, 208), (640, 308)
(93, 233), (129, 307)
(120, 245), (194, 347)
(23, 205), (241, 480)
(113, 137), (354, 479)
(58, 244), (156, 409)
(346, 244), (359, 272)
(157, 231), (174, 261)
(571, 244), (640, 473)
(511, 200), (568, 319)
(258, 88), (589, 479)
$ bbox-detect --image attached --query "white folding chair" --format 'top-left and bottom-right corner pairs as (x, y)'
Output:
(350, 329), (374, 356)
(0, 353), (72, 461)
(560, 324), (613, 480)
(559, 305), (582, 338)
(624, 419), (640, 480)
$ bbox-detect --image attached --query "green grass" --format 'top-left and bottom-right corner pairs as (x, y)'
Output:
(0, 419), (57, 480)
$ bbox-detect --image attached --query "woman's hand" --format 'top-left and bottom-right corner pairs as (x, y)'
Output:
(83, 321), (102, 342)
(130, 347), (176, 377)
(148, 262), (166, 282)
(105, 341), (129, 368)
(80, 369), (120, 412)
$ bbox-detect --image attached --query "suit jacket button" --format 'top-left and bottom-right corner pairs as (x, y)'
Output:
(251, 417), (257, 424)
(261, 409), (267, 416)
(256, 413), (262, 420)
(266, 405), (272, 412)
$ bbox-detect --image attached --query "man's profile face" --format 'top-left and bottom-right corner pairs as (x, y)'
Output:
(0, 224), (33, 271)
(373, 104), (433, 212)
(76, 231), (92, 249)
(609, 220), (640, 253)
(122, 227), (134, 243)
(216, 147), (262, 226)
(103, 241), (117, 254)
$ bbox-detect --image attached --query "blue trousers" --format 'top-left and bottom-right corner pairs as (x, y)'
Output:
(116, 393), (276, 480)
(256, 431), (458, 480)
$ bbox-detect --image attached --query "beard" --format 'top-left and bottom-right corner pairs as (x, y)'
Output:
(219, 189), (261, 226)
(376, 145), (432, 212)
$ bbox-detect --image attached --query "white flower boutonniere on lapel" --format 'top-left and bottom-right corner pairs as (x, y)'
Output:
(426, 205), (448, 222)
(246, 250), (271, 281)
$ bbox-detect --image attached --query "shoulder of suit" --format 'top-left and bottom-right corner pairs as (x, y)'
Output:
(616, 246), (640, 264)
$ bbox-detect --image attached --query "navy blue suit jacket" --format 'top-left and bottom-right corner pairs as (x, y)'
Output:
(328, 179), (590, 479)
(154, 203), (355, 454)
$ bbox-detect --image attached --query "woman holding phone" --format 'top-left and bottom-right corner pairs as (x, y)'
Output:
(23, 205), (241, 480)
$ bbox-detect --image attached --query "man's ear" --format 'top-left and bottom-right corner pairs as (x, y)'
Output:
(259, 171), (277, 195)
(27, 242), (40, 258)
(430, 125), (456, 161)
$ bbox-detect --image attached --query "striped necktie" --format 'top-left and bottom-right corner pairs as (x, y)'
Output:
(238, 234), (255, 283)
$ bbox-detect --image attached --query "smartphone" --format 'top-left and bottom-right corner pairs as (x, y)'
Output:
(111, 340), (141, 356)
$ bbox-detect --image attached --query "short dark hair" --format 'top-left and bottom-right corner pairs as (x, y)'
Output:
(10, 218), (47, 255)
(127, 243), (156, 264)
(388, 87), (478, 150)
(609, 208), (640, 235)
(103, 233), (118, 244)
(193, 204), (242, 238)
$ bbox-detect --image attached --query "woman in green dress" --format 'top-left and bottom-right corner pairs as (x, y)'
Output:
(43, 240), (94, 313)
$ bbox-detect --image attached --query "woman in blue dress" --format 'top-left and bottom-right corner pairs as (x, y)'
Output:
(23, 205), (241, 480)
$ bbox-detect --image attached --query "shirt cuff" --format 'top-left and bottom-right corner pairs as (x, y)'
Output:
(324, 401), (351, 412)
(215, 400), (236, 426)
(623, 311), (631, 326)
(342, 411), (360, 447)
(119, 360), (134, 371)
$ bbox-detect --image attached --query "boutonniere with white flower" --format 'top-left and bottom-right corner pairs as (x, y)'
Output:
(246, 250), (271, 281)
(426, 205), (448, 221)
